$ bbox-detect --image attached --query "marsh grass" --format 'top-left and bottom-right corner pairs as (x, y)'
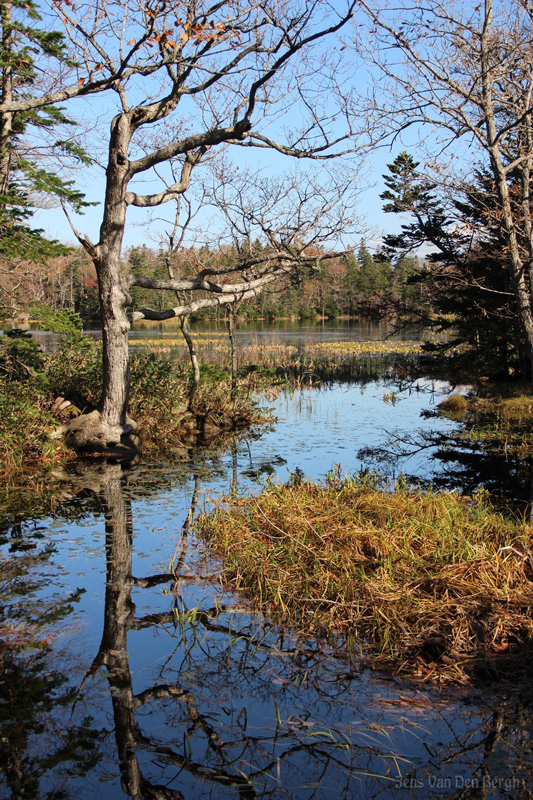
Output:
(197, 476), (533, 683)
(450, 388), (533, 459)
(0, 382), (66, 474)
(139, 337), (422, 393)
(437, 393), (468, 416)
(142, 338), (421, 377)
(140, 337), (421, 357)
(0, 332), (70, 488)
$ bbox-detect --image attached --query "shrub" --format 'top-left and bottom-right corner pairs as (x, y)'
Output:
(0, 381), (63, 474)
(46, 336), (102, 406)
(0, 330), (47, 384)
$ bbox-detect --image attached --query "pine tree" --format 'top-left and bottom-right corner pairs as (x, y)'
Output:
(342, 249), (360, 316)
(380, 152), (457, 262)
(0, 0), (89, 262)
(381, 154), (521, 378)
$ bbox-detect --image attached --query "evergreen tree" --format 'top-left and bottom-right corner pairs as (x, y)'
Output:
(357, 241), (375, 297)
(343, 249), (360, 315)
(394, 255), (422, 303)
(380, 152), (458, 262)
(128, 247), (169, 312)
(0, 0), (89, 262)
(381, 153), (521, 378)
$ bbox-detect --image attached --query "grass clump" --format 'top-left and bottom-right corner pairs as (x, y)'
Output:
(456, 386), (533, 459)
(0, 332), (69, 520)
(47, 339), (268, 455)
(197, 476), (533, 683)
(437, 393), (468, 416)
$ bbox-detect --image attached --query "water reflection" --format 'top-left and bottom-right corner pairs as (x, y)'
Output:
(80, 463), (392, 799)
(3, 462), (525, 799)
(0, 545), (102, 798)
(358, 422), (533, 514)
(1, 377), (533, 797)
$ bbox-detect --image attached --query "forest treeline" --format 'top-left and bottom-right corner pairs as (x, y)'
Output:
(2, 149), (532, 384)
(0, 239), (424, 324)
(128, 242), (424, 322)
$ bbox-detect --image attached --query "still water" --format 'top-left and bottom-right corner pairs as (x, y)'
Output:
(1, 324), (532, 799)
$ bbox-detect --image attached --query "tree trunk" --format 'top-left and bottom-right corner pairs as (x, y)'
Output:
(490, 154), (533, 380)
(166, 246), (201, 411)
(39, 108), (143, 455)
(481, 6), (533, 382)
(0, 1), (13, 198)
(61, 112), (139, 454)
(180, 314), (200, 410)
(98, 259), (131, 431)
(94, 113), (134, 438)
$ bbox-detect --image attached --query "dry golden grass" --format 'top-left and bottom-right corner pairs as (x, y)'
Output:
(197, 477), (533, 683)
(139, 337), (421, 359)
(437, 393), (468, 415)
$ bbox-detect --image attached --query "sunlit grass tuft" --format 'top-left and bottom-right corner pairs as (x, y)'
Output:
(437, 393), (468, 415)
(197, 475), (533, 683)
(456, 388), (533, 459)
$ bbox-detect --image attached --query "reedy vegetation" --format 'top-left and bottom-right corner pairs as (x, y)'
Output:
(197, 474), (533, 682)
(0, 328), (266, 478)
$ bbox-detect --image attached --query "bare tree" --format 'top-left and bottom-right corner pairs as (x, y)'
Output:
(13, 0), (372, 454)
(356, 0), (533, 379)
(134, 155), (362, 412)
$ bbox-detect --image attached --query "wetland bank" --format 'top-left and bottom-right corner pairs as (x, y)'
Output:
(1, 321), (532, 799)
(4, 0), (533, 794)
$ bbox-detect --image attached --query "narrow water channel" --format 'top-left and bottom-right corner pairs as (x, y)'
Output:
(2, 372), (532, 799)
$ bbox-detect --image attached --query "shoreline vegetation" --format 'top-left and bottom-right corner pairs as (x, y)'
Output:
(0, 328), (425, 479)
(2, 326), (533, 685)
(0, 332), (269, 475)
(197, 475), (533, 684)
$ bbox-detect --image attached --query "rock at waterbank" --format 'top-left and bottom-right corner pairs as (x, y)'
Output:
(51, 409), (142, 462)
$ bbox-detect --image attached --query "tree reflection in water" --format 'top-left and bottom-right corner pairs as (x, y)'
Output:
(72, 462), (531, 800)
(0, 454), (532, 799)
(85, 464), (258, 799)
(0, 547), (103, 799)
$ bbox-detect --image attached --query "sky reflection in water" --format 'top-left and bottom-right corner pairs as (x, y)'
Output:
(1, 379), (532, 799)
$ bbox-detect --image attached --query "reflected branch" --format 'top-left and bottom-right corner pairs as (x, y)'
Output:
(87, 464), (260, 799)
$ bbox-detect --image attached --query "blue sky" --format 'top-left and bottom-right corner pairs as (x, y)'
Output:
(32, 136), (411, 253)
(27, 1), (430, 255)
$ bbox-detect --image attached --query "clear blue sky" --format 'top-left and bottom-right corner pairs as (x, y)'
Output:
(28, 1), (426, 255)
(32, 141), (411, 253)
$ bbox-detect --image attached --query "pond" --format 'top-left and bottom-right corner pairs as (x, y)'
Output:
(1, 322), (532, 799)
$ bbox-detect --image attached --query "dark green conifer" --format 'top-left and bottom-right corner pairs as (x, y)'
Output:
(381, 153), (521, 378)
(0, 0), (90, 262)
